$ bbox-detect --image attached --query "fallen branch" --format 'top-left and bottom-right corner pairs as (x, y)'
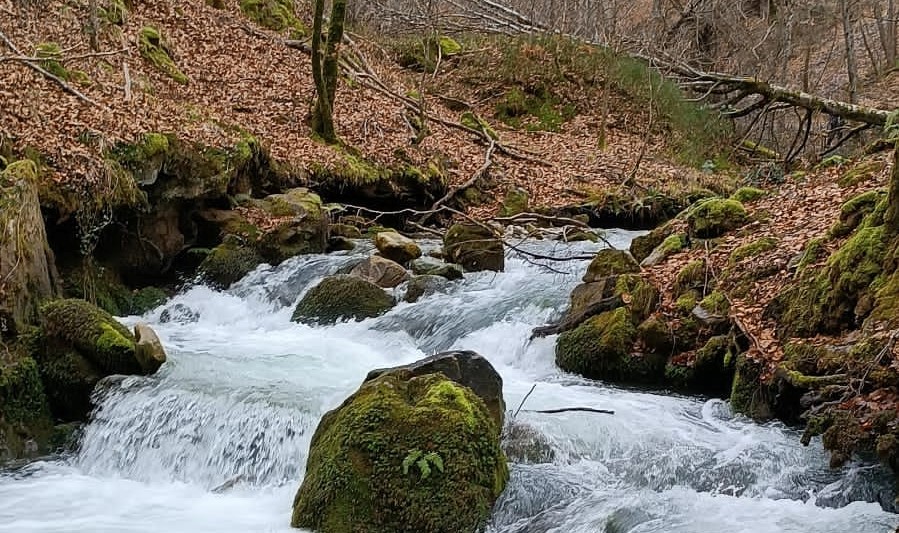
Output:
(0, 30), (101, 107)
(419, 139), (495, 225)
(492, 211), (589, 228)
(523, 407), (615, 415)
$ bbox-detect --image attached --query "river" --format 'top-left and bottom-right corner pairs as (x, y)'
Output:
(0, 232), (896, 532)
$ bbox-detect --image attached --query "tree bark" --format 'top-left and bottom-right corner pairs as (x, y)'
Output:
(840, 0), (859, 103)
(886, 143), (899, 235)
(310, 0), (346, 143)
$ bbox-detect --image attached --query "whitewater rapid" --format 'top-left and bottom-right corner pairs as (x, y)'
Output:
(0, 232), (896, 533)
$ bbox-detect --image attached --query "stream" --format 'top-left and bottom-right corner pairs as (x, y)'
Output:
(0, 232), (897, 532)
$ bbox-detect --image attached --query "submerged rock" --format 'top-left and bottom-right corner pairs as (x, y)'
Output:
(350, 255), (410, 288)
(444, 223), (504, 272)
(374, 231), (422, 264)
(292, 351), (508, 532)
(502, 421), (555, 464)
(409, 256), (464, 280)
(291, 275), (394, 325)
(403, 275), (449, 303)
(197, 240), (264, 289)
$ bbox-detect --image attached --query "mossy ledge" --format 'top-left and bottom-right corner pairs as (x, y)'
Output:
(138, 27), (188, 84)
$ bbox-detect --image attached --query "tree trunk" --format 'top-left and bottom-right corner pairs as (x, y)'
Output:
(840, 0), (859, 103)
(886, 143), (899, 235)
(310, 0), (335, 142)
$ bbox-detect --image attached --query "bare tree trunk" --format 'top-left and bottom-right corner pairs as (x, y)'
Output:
(840, 0), (859, 103)
(310, 0), (347, 143)
(88, 0), (99, 52)
(876, 0), (898, 69)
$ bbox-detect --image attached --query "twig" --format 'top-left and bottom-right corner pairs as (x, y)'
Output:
(513, 383), (537, 418)
(0, 30), (101, 107)
(419, 139), (495, 225)
(123, 61), (132, 102)
(523, 407), (615, 415)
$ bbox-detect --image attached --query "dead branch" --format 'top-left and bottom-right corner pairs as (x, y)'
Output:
(0, 30), (102, 107)
(523, 407), (615, 415)
(419, 139), (495, 225)
(492, 212), (589, 228)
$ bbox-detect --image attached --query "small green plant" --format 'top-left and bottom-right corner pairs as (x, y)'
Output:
(402, 449), (444, 480)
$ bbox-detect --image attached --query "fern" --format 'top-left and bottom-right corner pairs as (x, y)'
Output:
(402, 450), (422, 475)
(402, 449), (445, 481)
(424, 452), (444, 473)
(416, 458), (432, 479)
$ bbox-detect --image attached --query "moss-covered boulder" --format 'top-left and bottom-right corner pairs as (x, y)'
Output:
(556, 308), (664, 383)
(498, 187), (529, 217)
(240, 0), (304, 32)
(409, 257), (463, 280)
(728, 237), (777, 265)
(630, 221), (676, 263)
(350, 256), (410, 289)
(444, 224), (504, 272)
(197, 241), (264, 289)
(641, 233), (686, 267)
(729, 354), (773, 420)
(582, 249), (639, 282)
(374, 231), (422, 265)
(686, 198), (747, 238)
(291, 356), (507, 532)
(0, 345), (53, 462)
(665, 335), (737, 395)
(729, 187), (766, 203)
(502, 421), (555, 464)
(292, 275), (395, 325)
(138, 26), (188, 84)
(256, 188), (329, 263)
(31, 299), (159, 421)
(331, 223), (363, 239)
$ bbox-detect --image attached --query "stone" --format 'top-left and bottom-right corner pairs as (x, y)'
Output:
(374, 231), (422, 264)
(686, 198), (748, 238)
(403, 275), (449, 303)
(327, 236), (356, 252)
(498, 186), (529, 217)
(444, 224), (504, 272)
(197, 241), (264, 289)
(291, 362), (507, 533)
(366, 350), (505, 428)
(291, 275), (395, 325)
(502, 421), (555, 464)
(409, 256), (464, 280)
(255, 188), (328, 263)
(330, 223), (363, 239)
(133, 322), (167, 374)
(582, 249), (640, 282)
(350, 255), (410, 289)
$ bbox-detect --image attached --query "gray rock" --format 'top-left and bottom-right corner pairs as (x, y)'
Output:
(403, 275), (449, 303)
(350, 255), (410, 288)
(410, 257), (464, 280)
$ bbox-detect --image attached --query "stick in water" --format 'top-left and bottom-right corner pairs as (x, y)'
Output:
(512, 383), (537, 419)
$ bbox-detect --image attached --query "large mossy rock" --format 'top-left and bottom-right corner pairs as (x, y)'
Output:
(686, 198), (747, 238)
(374, 231), (421, 265)
(555, 308), (664, 383)
(255, 188), (329, 263)
(291, 275), (395, 325)
(444, 224), (504, 272)
(292, 353), (507, 533)
(582, 249), (639, 282)
(0, 345), (53, 462)
(30, 299), (161, 421)
(366, 351), (505, 427)
(197, 240), (264, 289)
(350, 256), (410, 289)
(0, 161), (60, 331)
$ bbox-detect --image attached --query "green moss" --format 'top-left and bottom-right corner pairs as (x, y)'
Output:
(292, 275), (395, 325)
(729, 186), (766, 203)
(41, 299), (140, 375)
(240, 0), (306, 33)
(131, 287), (168, 314)
(698, 290), (729, 316)
(675, 291), (698, 314)
(839, 159), (885, 187)
(778, 224), (887, 336)
(197, 242), (264, 289)
(729, 237), (777, 265)
(830, 190), (884, 237)
(35, 43), (69, 80)
(292, 372), (506, 532)
(795, 237), (826, 271)
(583, 249), (640, 282)
(395, 35), (463, 72)
(100, 0), (128, 25)
(686, 198), (747, 238)
(495, 86), (575, 132)
(0, 348), (50, 426)
(630, 222), (675, 262)
(729, 354), (771, 420)
(498, 187), (529, 217)
(674, 260), (706, 296)
(460, 112), (498, 140)
(636, 316), (672, 354)
(138, 27), (188, 84)
(613, 273), (659, 323)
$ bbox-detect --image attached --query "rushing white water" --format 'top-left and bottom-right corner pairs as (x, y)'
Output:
(1, 232), (897, 533)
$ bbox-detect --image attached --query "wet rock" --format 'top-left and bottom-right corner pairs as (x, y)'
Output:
(366, 350), (506, 428)
(502, 421), (555, 464)
(582, 249), (639, 282)
(403, 275), (449, 303)
(291, 275), (394, 325)
(330, 223), (363, 239)
(133, 322), (167, 373)
(350, 255), (410, 289)
(444, 223), (504, 272)
(374, 230), (422, 265)
(292, 355), (508, 533)
(159, 303), (199, 324)
(498, 186), (529, 217)
(327, 236), (356, 252)
(409, 256), (463, 280)
(197, 240), (264, 289)
(255, 188), (329, 263)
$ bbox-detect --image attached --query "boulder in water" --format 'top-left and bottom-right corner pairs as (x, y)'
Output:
(409, 257), (463, 280)
(197, 240), (264, 289)
(374, 231), (421, 264)
(502, 421), (555, 464)
(350, 255), (410, 288)
(133, 323), (167, 373)
(254, 188), (329, 263)
(291, 275), (395, 325)
(30, 299), (157, 420)
(443, 223), (504, 272)
(0, 344), (53, 462)
(292, 351), (508, 533)
(582, 249), (639, 282)
(403, 275), (449, 303)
